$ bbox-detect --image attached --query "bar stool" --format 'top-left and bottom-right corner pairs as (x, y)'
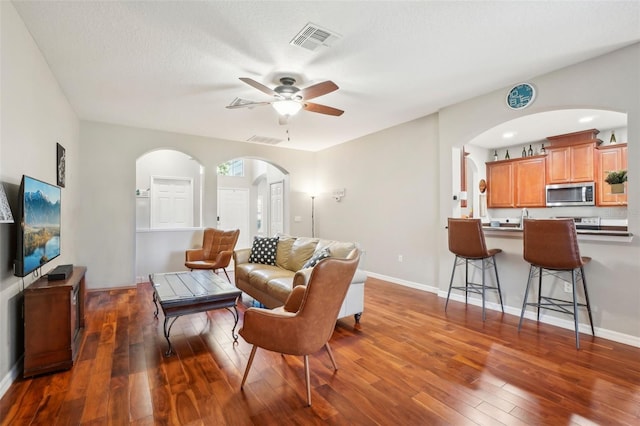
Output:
(518, 218), (594, 349)
(445, 218), (504, 321)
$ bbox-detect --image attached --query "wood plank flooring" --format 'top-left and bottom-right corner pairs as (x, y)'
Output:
(1, 276), (639, 425)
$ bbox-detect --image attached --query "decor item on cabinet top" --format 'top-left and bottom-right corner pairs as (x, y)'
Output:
(610, 131), (617, 144)
(605, 170), (627, 194)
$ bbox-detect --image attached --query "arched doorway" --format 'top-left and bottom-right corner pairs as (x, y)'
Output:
(216, 157), (289, 249)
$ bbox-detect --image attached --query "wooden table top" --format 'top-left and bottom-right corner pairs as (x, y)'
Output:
(150, 270), (241, 308)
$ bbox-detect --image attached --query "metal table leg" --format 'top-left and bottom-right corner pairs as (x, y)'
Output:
(225, 302), (240, 343)
(163, 316), (179, 356)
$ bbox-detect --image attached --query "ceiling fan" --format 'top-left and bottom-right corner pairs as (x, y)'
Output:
(226, 77), (344, 123)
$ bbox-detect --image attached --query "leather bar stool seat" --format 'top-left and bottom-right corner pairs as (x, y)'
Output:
(445, 218), (504, 321)
(518, 218), (594, 349)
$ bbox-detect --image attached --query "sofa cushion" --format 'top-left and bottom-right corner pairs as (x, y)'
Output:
(287, 237), (319, 271)
(302, 247), (331, 268)
(248, 236), (279, 265)
(249, 267), (294, 293)
(275, 236), (296, 269)
(265, 276), (295, 302)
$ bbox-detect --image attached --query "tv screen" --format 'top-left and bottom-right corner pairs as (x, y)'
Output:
(15, 175), (61, 277)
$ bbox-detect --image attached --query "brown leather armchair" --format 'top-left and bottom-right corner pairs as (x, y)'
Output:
(239, 255), (360, 407)
(185, 228), (239, 281)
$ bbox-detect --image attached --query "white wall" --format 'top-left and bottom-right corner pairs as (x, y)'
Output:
(0, 2), (80, 392)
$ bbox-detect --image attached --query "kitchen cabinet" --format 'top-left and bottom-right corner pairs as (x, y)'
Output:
(487, 156), (546, 208)
(487, 161), (514, 208)
(597, 143), (627, 206)
(545, 142), (595, 183)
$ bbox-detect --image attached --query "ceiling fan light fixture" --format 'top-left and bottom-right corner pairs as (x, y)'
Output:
(273, 100), (302, 116)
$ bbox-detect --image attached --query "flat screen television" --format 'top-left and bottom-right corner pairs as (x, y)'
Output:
(14, 175), (61, 277)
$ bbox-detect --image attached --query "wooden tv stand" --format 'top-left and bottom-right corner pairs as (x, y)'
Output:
(23, 266), (86, 377)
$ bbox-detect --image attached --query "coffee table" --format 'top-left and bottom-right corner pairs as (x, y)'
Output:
(149, 270), (242, 356)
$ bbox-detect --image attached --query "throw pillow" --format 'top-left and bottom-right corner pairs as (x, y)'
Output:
(248, 236), (279, 265)
(302, 248), (331, 269)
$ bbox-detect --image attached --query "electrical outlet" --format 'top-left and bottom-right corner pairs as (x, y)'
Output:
(398, 254), (403, 262)
(563, 282), (572, 293)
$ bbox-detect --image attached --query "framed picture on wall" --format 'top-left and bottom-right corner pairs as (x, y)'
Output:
(56, 142), (66, 188)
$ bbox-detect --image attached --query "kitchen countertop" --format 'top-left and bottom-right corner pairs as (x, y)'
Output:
(482, 224), (633, 243)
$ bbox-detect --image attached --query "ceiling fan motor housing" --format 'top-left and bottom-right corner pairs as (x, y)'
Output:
(275, 77), (300, 99)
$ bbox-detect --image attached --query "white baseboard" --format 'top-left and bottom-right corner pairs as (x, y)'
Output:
(0, 356), (22, 401)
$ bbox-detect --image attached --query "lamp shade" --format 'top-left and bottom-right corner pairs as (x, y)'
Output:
(0, 184), (14, 223)
(272, 100), (303, 116)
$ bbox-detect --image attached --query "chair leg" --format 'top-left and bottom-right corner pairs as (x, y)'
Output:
(572, 269), (580, 349)
(240, 345), (258, 389)
(492, 256), (504, 312)
(445, 256), (458, 312)
(481, 258), (486, 321)
(537, 266), (543, 322)
(465, 259), (469, 305)
(518, 265), (535, 331)
(304, 355), (312, 407)
(325, 343), (338, 371)
(580, 266), (595, 335)
(223, 268), (231, 282)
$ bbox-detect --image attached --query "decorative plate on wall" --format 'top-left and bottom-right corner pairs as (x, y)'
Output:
(506, 83), (536, 110)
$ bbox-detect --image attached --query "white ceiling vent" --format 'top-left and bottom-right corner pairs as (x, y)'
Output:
(247, 135), (283, 145)
(290, 23), (341, 51)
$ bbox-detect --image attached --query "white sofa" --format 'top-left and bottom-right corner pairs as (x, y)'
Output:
(233, 236), (366, 323)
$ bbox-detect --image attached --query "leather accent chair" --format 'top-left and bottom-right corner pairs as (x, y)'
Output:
(185, 228), (240, 281)
(239, 255), (359, 407)
(518, 218), (594, 349)
(445, 218), (504, 321)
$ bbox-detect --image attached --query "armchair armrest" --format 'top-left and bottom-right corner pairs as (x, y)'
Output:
(283, 285), (306, 313)
(185, 248), (204, 262)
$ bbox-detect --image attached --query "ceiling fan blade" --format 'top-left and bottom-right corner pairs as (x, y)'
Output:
(226, 97), (271, 109)
(298, 80), (339, 100)
(239, 77), (277, 96)
(303, 102), (344, 116)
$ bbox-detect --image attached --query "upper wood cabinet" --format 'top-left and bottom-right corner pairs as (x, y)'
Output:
(487, 160), (514, 208)
(597, 143), (627, 206)
(544, 130), (599, 184)
(515, 157), (547, 207)
(487, 156), (546, 208)
(545, 142), (595, 184)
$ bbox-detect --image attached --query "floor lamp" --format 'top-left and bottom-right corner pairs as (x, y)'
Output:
(311, 195), (315, 238)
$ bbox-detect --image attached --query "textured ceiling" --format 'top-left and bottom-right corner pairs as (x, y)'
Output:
(12, 1), (640, 151)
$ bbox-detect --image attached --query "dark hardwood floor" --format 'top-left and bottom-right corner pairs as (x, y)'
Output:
(1, 276), (639, 425)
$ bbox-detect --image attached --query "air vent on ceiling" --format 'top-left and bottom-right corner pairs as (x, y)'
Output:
(290, 23), (341, 51)
(247, 135), (283, 145)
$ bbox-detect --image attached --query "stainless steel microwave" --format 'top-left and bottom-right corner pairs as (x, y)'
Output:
(546, 182), (595, 207)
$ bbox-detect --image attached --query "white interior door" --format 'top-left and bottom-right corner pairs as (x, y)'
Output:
(269, 181), (284, 236)
(217, 188), (250, 249)
(150, 176), (193, 228)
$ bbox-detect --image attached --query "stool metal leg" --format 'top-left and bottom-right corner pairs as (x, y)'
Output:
(518, 265), (536, 331)
(580, 266), (595, 335)
(465, 259), (469, 305)
(537, 266), (543, 322)
(492, 256), (504, 312)
(572, 269), (580, 349)
(481, 258), (486, 321)
(445, 256), (459, 312)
